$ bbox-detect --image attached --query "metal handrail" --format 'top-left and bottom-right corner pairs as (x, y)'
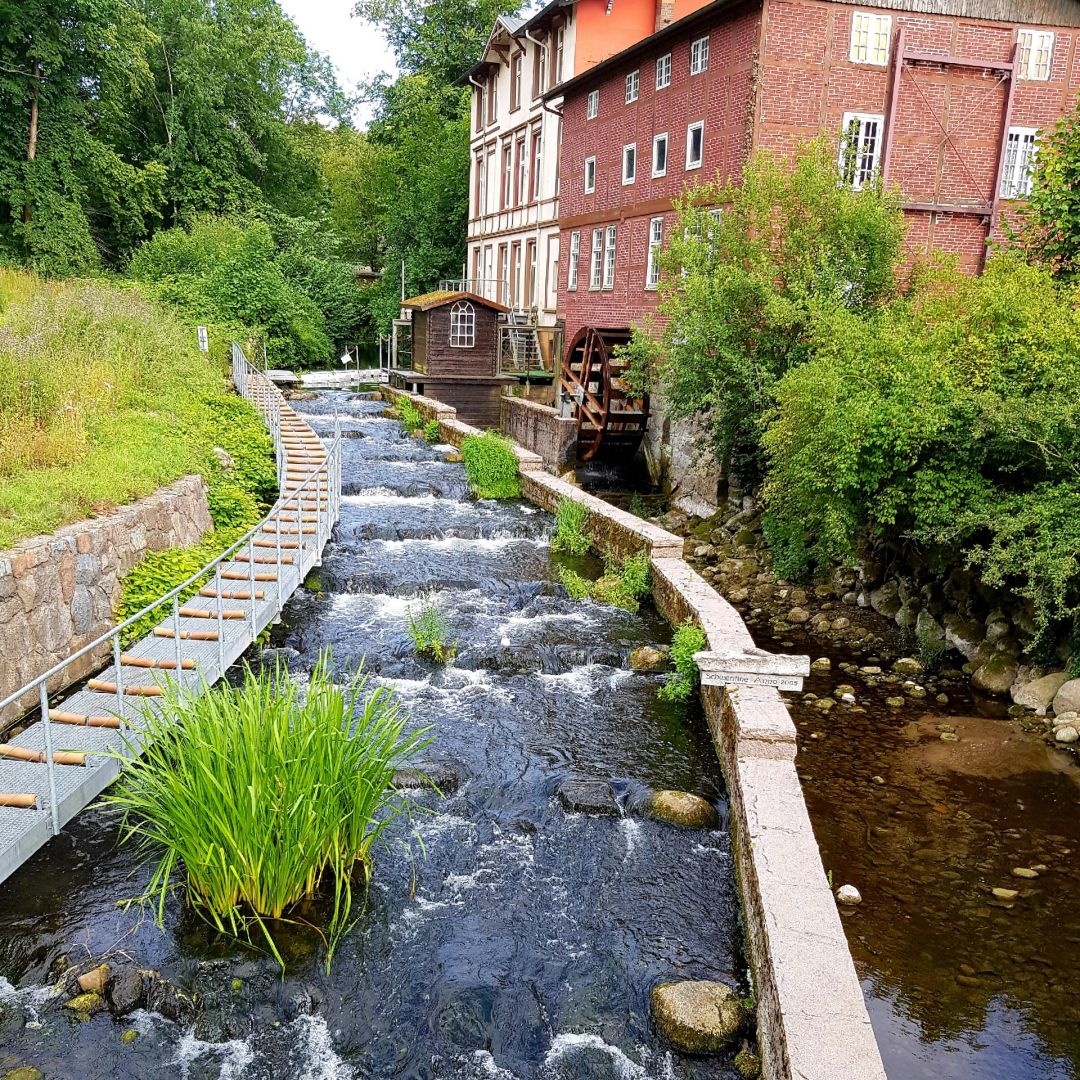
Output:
(0, 342), (342, 832)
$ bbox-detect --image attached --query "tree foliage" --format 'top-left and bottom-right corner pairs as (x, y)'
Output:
(621, 138), (905, 479)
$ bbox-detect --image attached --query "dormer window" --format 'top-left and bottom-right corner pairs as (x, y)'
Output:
(449, 301), (475, 348)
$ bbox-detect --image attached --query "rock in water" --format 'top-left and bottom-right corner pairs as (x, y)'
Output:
(392, 763), (460, 793)
(64, 992), (105, 1015)
(971, 654), (1018, 695)
(1012, 672), (1070, 713)
(4, 1069), (44, 1080)
(651, 981), (748, 1053)
(735, 1047), (763, 1078)
(1052, 679), (1080, 717)
(107, 966), (146, 1018)
(835, 884), (862, 906)
(629, 645), (667, 672)
(892, 657), (922, 676)
(1055, 725), (1079, 744)
(647, 790), (719, 829)
(77, 963), (109, 994)
(557, 779), (618, 815)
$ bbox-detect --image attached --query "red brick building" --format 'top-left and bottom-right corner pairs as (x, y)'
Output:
(547, 0), (1080, 344)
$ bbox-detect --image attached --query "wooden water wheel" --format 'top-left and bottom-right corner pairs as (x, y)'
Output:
(559, 327), (650, 463)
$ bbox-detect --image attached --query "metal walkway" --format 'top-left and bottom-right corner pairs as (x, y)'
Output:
(0, 345), (342, 886)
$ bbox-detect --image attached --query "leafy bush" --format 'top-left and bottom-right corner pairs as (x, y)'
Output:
(659, 622), (709, 704)
(461, 431), (521, 500)
(423, 419), (441, 443)
(407, 595), (457, 663)
(763, 254), (1080, 639)
(620, 138), (904, 480)
(396, 398), (424, 432)
(107, 652), (429, 970)
(552, 498), (591, 556)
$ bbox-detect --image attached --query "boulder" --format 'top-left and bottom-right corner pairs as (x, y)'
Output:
(212, 447), (234, 470)
(972, 654), (1018, 696)
(895, 599), (920, 629)
(869, 581), (901, 619)
(557, 779), (618, 816)
(892, 657), (922, 676)
(107, 966), (146, 1018)
(1055, 726), (1079, 744)
(392, 763), (459, 793)
(1052, 679), (1080, 717)
(915, 610), (945, 643)
(787, 607), (810, 625)
(735, 1047), (762, 1079)
(651, 981), (748, 1053)
(942, 613), (985, 661)
(629, 645), (668, 672)
(77, 963), (109, 994)
(1012, 672), (1070, 714)
(647, 790), (719, 829)
(835, 884), (862, 906)
(64, 992), (105, 1015)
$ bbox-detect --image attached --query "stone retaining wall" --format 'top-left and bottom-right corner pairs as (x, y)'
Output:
(0, 476), (213, 730)
(499, 396), (577, 473)
(389, 387), (887, 1080)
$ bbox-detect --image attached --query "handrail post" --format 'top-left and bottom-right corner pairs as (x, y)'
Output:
(215, 564), (225, 672)
(112, 635), (125, 726)
(275, 511), (283, 616)
(38, 683), (59, 835)
(172, 595), (183, 680)
(248, 535), (257, 639)
(316, 469), (323, 555)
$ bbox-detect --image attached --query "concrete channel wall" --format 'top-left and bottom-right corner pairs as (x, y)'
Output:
(0, 477), (213, 731)
(384, 386), (887, 1080)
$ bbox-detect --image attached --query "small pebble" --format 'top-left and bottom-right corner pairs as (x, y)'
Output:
(836, 884), (862, 906)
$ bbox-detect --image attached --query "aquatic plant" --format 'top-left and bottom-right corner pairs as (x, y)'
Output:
(407, 594), (458, 663)
(557, 564), (593, 600)
(460, 431), (521, 500)
(659, 621), (709, 703)
(397, 398), (424, 432)
(552, 497), (591, 556)
(106, 651), (428, 970)
(423, 419), (441, 443)
(593, 550), (653, 613)
(916, 627), (948, 673)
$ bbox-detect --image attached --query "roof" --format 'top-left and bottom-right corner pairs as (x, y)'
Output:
(457, 0), (571, 85)
(401, 290), (509, 313)
(542, 0), (1080, 98)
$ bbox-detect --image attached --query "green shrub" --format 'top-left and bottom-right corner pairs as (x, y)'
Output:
(561, 550), (652, 612)
(407, 595), (457, 663)
(423, 419), (441, 443)
(557, 565), (592, 600)
(761, 512), (811, 583)
(397, 398), (424, 433)
(659, 622), (709, 704)
(461, 431), (521, 500)
(552, 497), (591, 556)
(107, 652), (429, 970)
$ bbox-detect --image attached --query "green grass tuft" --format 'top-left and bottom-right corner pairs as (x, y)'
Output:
(423, 419), (441, 443)
(460, 431), (521, 500)
(106, 651), (430, 971)
(407, 594), (457, 663)
(396, 398), (424, 433)
(551, 497), (591, 556)
(658, 621), (709, 704)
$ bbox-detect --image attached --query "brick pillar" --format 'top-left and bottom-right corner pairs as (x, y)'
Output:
(655, 0), (675, 30)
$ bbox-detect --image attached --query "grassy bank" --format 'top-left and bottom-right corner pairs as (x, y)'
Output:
(0, 268), (274, 551)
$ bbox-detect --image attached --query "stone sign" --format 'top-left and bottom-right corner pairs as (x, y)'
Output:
(694, 646), (810, 692)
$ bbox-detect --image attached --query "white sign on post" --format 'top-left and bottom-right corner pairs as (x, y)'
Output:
(196, 325), (209, 352)
(695, 646), (810, 692)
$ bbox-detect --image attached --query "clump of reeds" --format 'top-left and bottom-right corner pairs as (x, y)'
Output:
(407, 594), (457, 663)
(107, 651), (429, 969)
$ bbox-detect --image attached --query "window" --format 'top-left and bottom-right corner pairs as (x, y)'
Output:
(586, 88), (599, 119)
(646, 217), (663, 290)
(656, 53), (672, 89)
(501, 141), (513, 207)
(690, 35), (709, 74)
(533, 38), (547, 97)
(474, 154), (485, 215)
(1017, 29), (1053, 80)
(510, 53), (523, 110)
(652, 132), (668, 177)
(567, 230), (580, 290)
(603, 225), (616, 289)
(516, 135), (528, 205)
(849, 12), (891, 66)
(622, 143), (637, 185)
(584, 156), (596, 193)
(531, 127), (542, 201)
(554, 27), (565, 83)
(838, 112), (883, 190)
(487, 74), (498, 124)
(685, 121), (704, 170)
(625, 69), (640, 104)
(589, 228), (603, 289)
(476, 85), (485, 131)
(449, 301), (475, 348)
(1000, 126), (1038, 198)
(485, 151), (495, 211)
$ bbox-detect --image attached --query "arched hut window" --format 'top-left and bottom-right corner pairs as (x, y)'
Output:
(449, 301), (475, 348)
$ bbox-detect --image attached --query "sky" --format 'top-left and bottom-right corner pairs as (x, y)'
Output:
(278, 0), (397, 126)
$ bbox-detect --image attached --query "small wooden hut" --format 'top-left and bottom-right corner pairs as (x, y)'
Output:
(390, 291), (516, 426)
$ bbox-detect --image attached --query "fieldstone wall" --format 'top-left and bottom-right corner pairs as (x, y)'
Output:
(499, 396), (577, 473)
(641, 395), (728, 518)
(0, 476), (212, 730)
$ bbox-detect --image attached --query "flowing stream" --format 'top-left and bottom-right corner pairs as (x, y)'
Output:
(0, 391), (745, 1079)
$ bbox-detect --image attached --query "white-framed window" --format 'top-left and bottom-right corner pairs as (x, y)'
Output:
(586, 88), (599, 119)
(656, 52), (672, 89)
(690, 35), (709, 74)
(589, 227), (603, 289)
(1017, 29), (1054, 80)
(1000, 126), (1039, 198)
(625, 69), (640, 103)
(567, 230), (580, 290)
(603, 224), (617, 289)
(685, 121), (704, 170)
(838, 112), (884, 190)
(622, 143), (637, 185)
(449, 301), (475, 348)
(584, 156), (596, 194)
(646, 216), (663, 290)
(849, 12), (891, 66)
(652, 132), (668, 177)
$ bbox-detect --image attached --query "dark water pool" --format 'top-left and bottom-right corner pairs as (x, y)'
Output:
(0, 392), (745, 1079)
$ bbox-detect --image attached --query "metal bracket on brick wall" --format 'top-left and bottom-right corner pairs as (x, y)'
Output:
(695, 646), (810, 692)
